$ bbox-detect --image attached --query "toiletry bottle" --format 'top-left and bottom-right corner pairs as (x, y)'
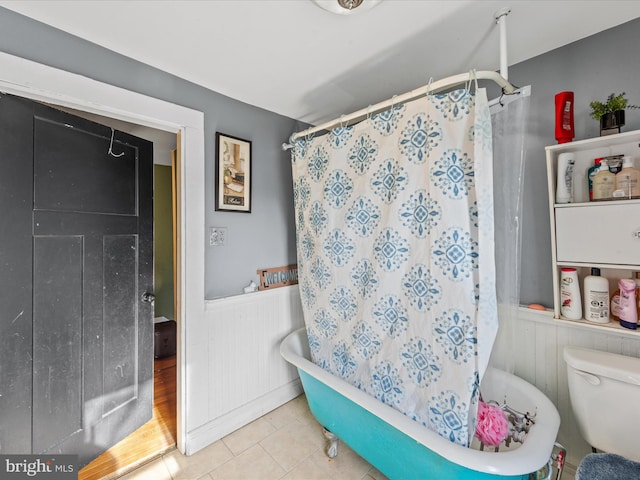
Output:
(607, 155), (624, 175)
(618, 278), (638, 330)
(555, 92), (574, 144)
(635, 272), (640, 321)
(588, 158), (602, 201)
(615, 155), (640, 199)
(583, 267), (609, 323)
(592, 160), (615, 201)
(560, 267), (582, 320)
(556, 152), (575, 204)
(611, 286), (621, 321)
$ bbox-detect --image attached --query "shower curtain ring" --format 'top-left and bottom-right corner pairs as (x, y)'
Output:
(391, 94), (398, 110)
(366, 105), (373, 121)
(425, 77), (434, 97)
(305, 128), (314, 143)
(339, 114), (347, 129)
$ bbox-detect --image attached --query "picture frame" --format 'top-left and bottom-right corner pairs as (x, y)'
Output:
(215, 132), (252, 212)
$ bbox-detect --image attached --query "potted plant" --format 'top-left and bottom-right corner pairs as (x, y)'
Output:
(589, 92), (639, 135)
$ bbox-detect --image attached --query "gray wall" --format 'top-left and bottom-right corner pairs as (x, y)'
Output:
(506, 17), (640, 307)
(154, 165), (175, 319)
(1, 8), (639, 303)
(0, 7), (305, 299)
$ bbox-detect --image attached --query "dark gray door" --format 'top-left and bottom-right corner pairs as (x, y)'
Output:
(0, 93), (154, 467)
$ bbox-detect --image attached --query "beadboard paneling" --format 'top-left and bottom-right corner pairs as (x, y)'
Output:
(492, 309), (640, 466)
(188, 292), (640, 466)
(186, 286), (304, 453)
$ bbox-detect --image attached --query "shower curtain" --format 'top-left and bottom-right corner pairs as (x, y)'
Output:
(291, 87), (497, 446)
(487, 87), (531, 375)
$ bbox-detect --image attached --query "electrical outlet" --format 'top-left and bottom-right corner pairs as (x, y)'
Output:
(209, 227), (227, 246)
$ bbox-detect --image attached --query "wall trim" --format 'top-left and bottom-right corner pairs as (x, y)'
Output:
(186, 379), (303, 455)
(205, 284), (299, 309)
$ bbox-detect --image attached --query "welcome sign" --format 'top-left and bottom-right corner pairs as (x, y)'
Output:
(257, 265), (298, 290)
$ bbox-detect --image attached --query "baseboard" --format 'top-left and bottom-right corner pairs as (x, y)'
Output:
(185, 378), (303, 455)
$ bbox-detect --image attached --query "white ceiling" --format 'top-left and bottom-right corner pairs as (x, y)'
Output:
(3, 0), (640, 126)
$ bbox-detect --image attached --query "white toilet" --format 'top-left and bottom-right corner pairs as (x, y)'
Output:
(564, 346), (640, 462)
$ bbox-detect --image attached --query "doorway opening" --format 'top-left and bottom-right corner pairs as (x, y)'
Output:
(53, 110), (180, 479)
(0, 49), (206, 478)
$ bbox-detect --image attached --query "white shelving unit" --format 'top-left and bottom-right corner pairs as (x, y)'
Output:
(546, 130), (640, 336)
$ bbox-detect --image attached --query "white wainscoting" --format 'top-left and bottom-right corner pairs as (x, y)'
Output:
(492, 308), (640, 466)
(186, 286), (305, 453)
(185, 288), (640, 465)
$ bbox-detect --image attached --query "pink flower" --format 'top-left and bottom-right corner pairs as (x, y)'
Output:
(475, 400), (509, 446)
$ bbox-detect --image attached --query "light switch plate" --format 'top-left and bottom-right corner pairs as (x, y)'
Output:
(209, 227), (227, 246)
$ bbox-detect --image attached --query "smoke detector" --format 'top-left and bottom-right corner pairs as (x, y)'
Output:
(312, 0), (383, 15)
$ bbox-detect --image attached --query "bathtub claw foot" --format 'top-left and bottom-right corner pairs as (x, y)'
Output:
(323, 428), (339, 458)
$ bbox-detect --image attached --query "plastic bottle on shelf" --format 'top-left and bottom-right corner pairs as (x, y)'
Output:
(556, 152), (575, 204)
(608, 155), (624, 175)
(611, 286), (621, 321)
(555, 92), (574, 144)
(592, 159), (616, 201)
(618, 278), (638, 330)
(587, 158), (602, 201)
(635, 272), (640, 321)
(614, 155), (640, 199)
(583, 267), (609, 324)
(560, 267), (582, 320)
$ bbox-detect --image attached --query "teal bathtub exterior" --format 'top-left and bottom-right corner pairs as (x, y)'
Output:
(281, 328), (560, 480)
(300, 369), (528, 480)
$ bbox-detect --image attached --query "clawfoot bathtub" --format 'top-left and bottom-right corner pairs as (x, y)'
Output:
(280, 328), (560, 480)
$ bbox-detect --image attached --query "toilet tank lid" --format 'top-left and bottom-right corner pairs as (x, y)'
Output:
(564, 346), (640, 386)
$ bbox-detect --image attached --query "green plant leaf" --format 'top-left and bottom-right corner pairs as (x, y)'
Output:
(589, 92), (637, 120)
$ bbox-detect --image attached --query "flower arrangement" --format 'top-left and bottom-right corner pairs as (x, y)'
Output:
(475, 400), (509, 446)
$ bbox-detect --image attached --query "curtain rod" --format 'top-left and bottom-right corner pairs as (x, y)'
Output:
(284, 70), (517, 148)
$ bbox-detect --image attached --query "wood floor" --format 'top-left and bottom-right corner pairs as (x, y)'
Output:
(79, 355), (177, 480)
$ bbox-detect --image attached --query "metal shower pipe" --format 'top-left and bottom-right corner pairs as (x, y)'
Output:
(495, 7), (511, 80)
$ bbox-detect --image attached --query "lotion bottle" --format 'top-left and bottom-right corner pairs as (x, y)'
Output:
(583, 267), (609, 323)
(618, 278), (638, 330)
(615, 156), (640, 199)
(587, 158), (602, 201)
(592, 160), (615, 201)
(555, 92), (574, 144)
(560, 267), (582, 320)
(635, 272), (640, 321)
(556, 152), (575, 203)
(611, 287), (621, 321)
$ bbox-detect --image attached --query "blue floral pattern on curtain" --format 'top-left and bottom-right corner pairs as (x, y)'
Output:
(291, 88), (497, 447)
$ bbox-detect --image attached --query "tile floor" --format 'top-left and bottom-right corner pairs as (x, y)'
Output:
(119, 395), (385, 480)
(119, 394), (576, 480)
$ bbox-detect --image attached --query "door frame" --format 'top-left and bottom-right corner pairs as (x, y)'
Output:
(0, 51), (205, 455)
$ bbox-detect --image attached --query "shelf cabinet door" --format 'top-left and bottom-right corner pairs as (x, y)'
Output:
(555, 202), (640, 265)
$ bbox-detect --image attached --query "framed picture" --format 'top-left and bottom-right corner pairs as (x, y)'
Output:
(215, 132), (252, 212)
